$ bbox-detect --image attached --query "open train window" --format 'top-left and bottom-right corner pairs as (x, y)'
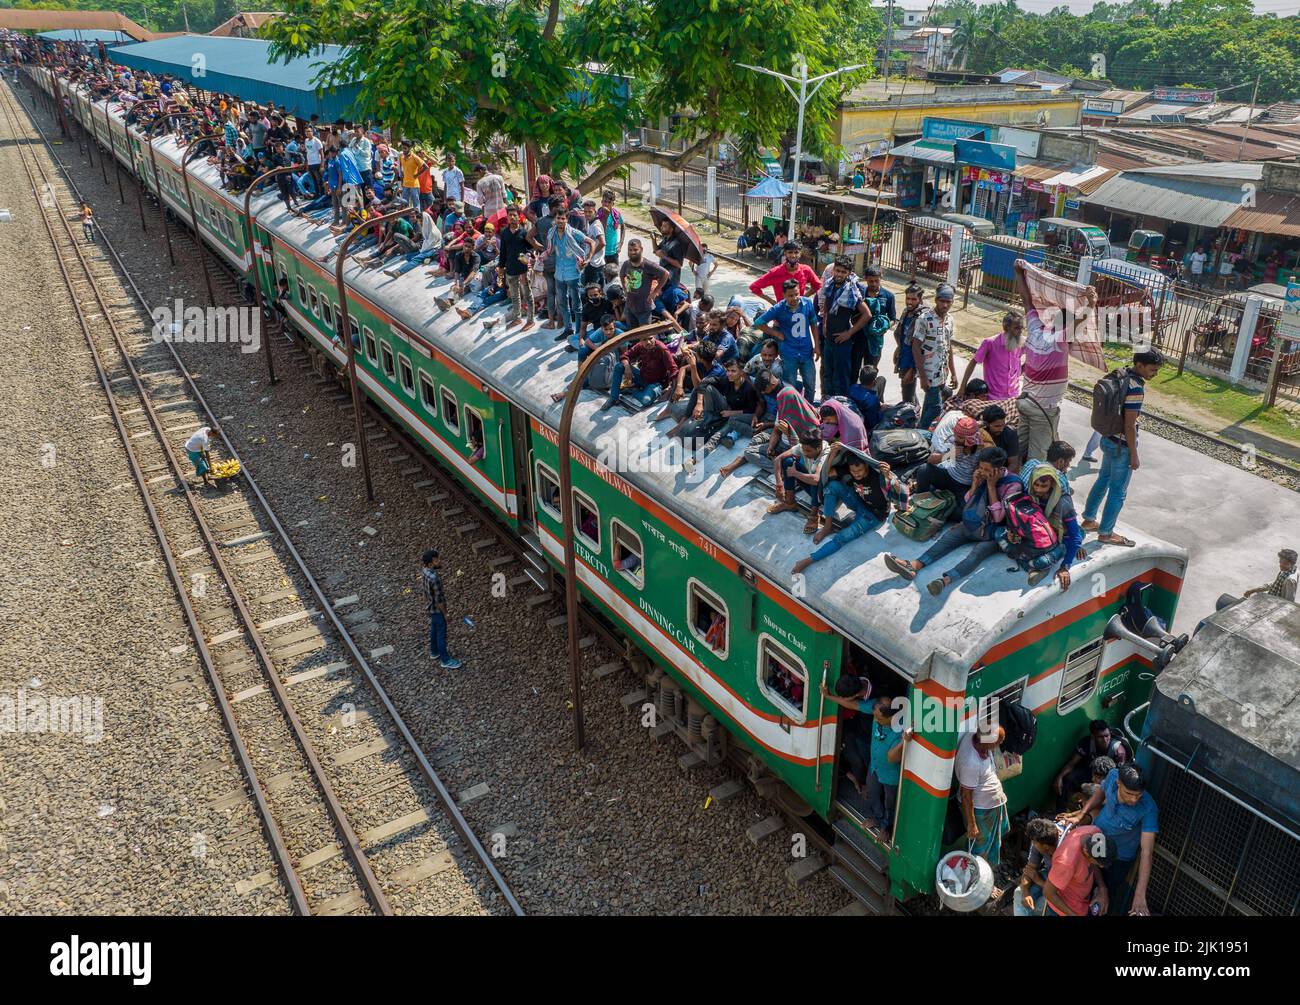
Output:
(397, 355), (415, 395)
(573, 491), (600, 549)
(976, 675), (1027, 735)
(535, 463), (561, 519)
(308, 287), (320, 318)
(758, 634), (808, 722)
(610, 519), (643, 587)
(347, 316), (359, 347)
(363, 327), (378, 364)
(1058, 639), (1105, 714)
(464, 406), (485, 462)
(440, 387), (460, 432)
(688, 580), (728, 658)
(295, 276), (307, 307)
(418, 372), (436, 411)
(380, 342), (396, 380)
(321, 299), (334, 330)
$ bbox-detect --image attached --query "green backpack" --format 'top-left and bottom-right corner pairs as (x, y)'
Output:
(891, 490), (957, 542)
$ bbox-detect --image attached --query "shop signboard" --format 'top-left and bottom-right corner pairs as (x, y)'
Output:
(954, 138), (1017, 173)
(1282, 281), (1300, 341)
(998, 126), (1042, 159)
(1082, 97), (1125, 116)
(1065, 197), (1081, 210)
(1152, 86), (1216, 104)
(922, 117), (990, 142)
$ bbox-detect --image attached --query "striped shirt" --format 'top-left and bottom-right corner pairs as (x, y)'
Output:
(1021, 308), (1069, 411)
(422, 567), (445, 613)
(775, 385), (820, 439)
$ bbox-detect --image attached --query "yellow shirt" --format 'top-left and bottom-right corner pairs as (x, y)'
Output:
(400, 152), (424, 188)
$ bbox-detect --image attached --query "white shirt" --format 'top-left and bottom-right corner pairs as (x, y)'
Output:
(184, 429), (211, 453)
(1190, 251), (1207, 275)
(695, 252), (716, 278)
(929, 409), (963, 456)
(956, 733), (1006, 810)
(442, 165), (465, 201)
(350, 135), (373, 169)
(304, 137), (323, 166)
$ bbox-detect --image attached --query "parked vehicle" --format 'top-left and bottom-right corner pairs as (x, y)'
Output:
(1038, 216), (1112, 266)
(1126, 228), (1165, 266)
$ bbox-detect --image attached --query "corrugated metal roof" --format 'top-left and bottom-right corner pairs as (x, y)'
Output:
(0, 11), (152, 39)
(1015, 161), (1068, 182)
(889, 138), (953, 165)
(108, 36), (362, 121)
(1119, 102), (1195, 121)
(38, 29), (133, 43)
(1224, 191), (1300, 238)
(1131, 161), (1264, 180)
(1081, 171), (1246, 228)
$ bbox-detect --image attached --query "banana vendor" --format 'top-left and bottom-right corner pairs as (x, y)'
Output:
(184, 426), (216, 489)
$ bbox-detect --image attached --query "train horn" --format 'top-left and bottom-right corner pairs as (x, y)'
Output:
(1104, 613), (1184, 671)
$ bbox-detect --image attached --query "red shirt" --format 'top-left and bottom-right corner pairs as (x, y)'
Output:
(621, 340), (679, 386)
(1047, 826), (1102, 916)
(749, 262), (822, 301)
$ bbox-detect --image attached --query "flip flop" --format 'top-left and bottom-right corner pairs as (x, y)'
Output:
(1081, 519), (1101, 532)
(884, 554), (916, 580)
(1098, 534), (1136, 548)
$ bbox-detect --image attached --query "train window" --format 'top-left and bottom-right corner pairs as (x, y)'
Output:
(363, 327), (378, 364)
(321, 299), (334, 330)
(758, 634), (807, 722)
(1058, 639), (1105, 714)
(573, 491), (600, 549)
(610, 519), (643, 587)
(977, 676), (1027, 734)
(397, 355), (415, 396)
(440, 387), (460, 432)
(308, 287), (320, 318)
(348, 316), (360, 346)
(535, 463), (561, 519)
(295, 276), (308, 307)
(464, 407), (486, 462)
(380, 343), (396, 380)
(688, 580), (728, 659)
(418, 372), (436, 411)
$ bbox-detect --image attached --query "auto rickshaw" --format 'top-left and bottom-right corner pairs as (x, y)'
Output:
(1126, 229), (1165, 266)
(1038, 217), (1113, 275)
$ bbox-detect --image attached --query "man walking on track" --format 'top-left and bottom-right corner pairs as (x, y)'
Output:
(422, 549), (462, 669)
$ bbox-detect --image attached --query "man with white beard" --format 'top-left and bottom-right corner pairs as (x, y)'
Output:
(958, 311), (1027, 403)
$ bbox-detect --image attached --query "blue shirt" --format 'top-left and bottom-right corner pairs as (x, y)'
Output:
(757, 298), (818, 361)
(847, 385), (880, 430)
(869, 721), (903, 786)
(548, 227), (586, 282)
(713, 330), (739, 364)
(1094, 768), (1158, 862)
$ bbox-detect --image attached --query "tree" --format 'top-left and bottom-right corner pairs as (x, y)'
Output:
(262, 0), (876, 192)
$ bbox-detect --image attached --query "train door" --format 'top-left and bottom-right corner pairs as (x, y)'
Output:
(508, 403), (534, 534)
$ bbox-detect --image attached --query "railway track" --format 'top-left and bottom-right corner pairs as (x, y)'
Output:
(1, 78), (522, 917)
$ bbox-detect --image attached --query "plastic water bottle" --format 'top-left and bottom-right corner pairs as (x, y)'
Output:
(463, 616), (476, 631)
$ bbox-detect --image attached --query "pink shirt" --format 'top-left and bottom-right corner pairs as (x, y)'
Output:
(973, 333), (1026, 400)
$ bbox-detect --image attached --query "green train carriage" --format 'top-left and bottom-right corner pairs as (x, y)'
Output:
(51, 70), (1187, 907)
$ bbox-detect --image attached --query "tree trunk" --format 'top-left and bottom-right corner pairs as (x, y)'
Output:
(576, 132), (718, 198)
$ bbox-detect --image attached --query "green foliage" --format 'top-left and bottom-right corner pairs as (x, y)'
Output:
(262, 0), (877, 188)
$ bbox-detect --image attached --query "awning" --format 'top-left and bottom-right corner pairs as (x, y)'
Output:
(1016, 162), (1070, 183)
(866, 155), (895, 173)
(1043, 165), (1113, 191)
(889, 138), (954, 166)
(1081, 171), (1244, 229)
(1224, 191), (1300, 238)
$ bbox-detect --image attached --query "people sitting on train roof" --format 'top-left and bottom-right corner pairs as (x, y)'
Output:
(768, 428), (826, 535)
(977, 405), (1021, 474)
(819, 398), (870, 452)
(384, 208), (443, 279)
(791, 444), (906, 577)
(1054, 719), (1132, 812)
(719, 369), (819, 478)
(660, 354), (761, 450)
(1010, 459), (1085, 589)
(598, 328), (678, 412)
(744, 340), (783, 409)
(1241, 547), (1299, 602)
(434, 242), (481, 307)
(456, 265), (509, 326)
(361, 208), (421, 272)
(884, 446), (1019, 596)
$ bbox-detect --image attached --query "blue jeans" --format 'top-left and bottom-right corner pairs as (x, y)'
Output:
(1014, 884), (1048, 917)
(919, 524), (998, 582)
(555, 277), (582, 335)
(403, 185), (421, 207)
(920, 383), (944, 428)
(384, 247), (439, 276)
(780, 454), (822, 507)
(823, 335), (854, 398)
(811, 481), (884, 560)
(866, 773), (898, 831)
(1083, 438), (1133, 536)
(428, 611), (450, 661)
(463, 288), (507, 314)
(1016, 541), (1065, 573)
(784, 354), (818, 403)
(608, 362), (661, 406)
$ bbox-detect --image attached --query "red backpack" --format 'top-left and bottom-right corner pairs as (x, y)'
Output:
(1002, 492), (1058, 561)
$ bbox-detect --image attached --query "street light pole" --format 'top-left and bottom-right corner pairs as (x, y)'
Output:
(737, 58), (867, 241)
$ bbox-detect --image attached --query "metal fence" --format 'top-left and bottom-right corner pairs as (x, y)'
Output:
(620, 160), (752, 231)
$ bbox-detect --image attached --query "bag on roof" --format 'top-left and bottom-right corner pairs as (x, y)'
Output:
(878, 401), (919, 430)
(891, 489), (956, 541)
(1090, 367), (1130, 437)
(998, 700), (1038, 756)
(870, 427), (930, 468)
(1000, 493), (1058, 561)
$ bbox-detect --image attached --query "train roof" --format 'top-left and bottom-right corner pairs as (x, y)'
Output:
(107, 90), (1189, 680)
(1158, 595), (1300, 774)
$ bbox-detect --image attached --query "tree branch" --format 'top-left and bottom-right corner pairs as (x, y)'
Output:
(542, 0), (561, 39)
(577, 132), (718, 196)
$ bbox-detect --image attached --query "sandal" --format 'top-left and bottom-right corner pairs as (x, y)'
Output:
(927, 576), (949, 597)
(884, 554), (916, 580)
(1097, 534), (1136, 548)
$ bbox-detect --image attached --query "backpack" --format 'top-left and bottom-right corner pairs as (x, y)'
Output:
(878, 401), (919, 429)
(891, 489), (956, 541)
(870, 427), (930, 468)
(1000, 493), (1058, 561)
(998, 700), (1038, 755)
(585, 352), (615, 393)
(1090, 367), (1129, 437)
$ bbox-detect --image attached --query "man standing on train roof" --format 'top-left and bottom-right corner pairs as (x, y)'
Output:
(421, 549), (462, 670)
(749, 240), (821, 305)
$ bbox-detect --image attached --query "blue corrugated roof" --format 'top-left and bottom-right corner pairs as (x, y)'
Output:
(40, 30), (133, 43)
(107, 36), (362, 122)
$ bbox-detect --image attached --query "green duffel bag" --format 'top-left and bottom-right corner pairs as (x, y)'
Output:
(891, 490), (957, 542)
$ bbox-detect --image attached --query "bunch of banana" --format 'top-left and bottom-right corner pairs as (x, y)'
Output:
(211, 458), (241, 479)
